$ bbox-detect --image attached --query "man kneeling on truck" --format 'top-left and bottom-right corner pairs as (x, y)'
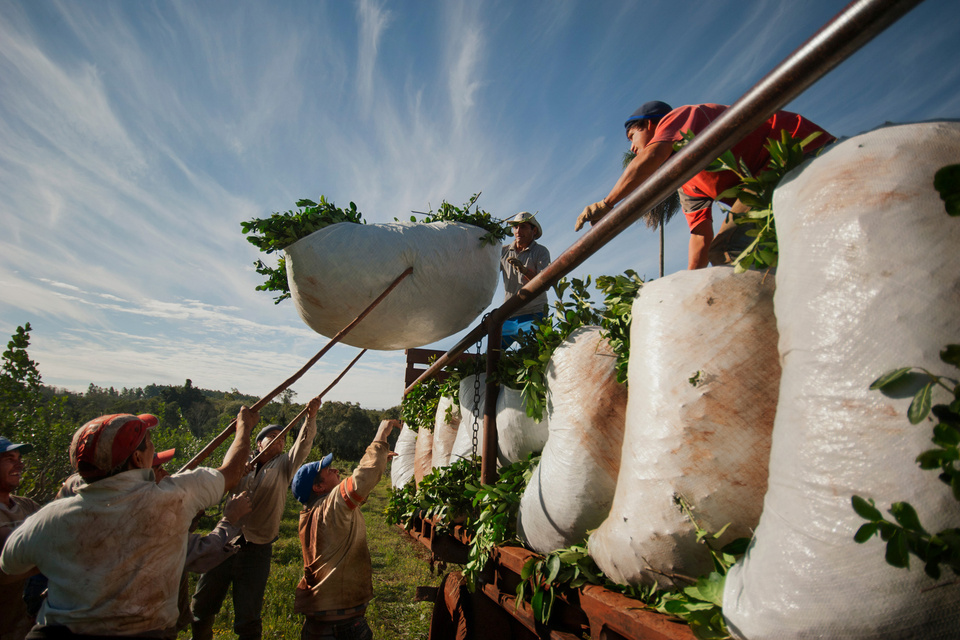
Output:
(291, 418), (399, 640)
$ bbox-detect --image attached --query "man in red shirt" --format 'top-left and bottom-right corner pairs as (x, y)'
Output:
(575, 101), (834, 270)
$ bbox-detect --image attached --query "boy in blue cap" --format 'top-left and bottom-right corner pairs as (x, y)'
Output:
(290, 418), (399, 640)
(576, 101), (833, 270)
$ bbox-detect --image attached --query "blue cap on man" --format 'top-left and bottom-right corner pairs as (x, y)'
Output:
(0, 436), (33, 455)
(291, 453), (334, 504)
(624, 101), (673, 129)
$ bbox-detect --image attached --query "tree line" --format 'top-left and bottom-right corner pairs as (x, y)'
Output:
(1, 324), (399, 502)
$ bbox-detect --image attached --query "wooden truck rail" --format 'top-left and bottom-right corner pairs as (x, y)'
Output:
(402, 512), (696, 640)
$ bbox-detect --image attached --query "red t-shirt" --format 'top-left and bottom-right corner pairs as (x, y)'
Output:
(649, 103), (834, 227)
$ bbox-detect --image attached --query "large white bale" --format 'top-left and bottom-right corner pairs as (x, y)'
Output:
(285, 222), (500, 350)
(413, 426), (433, 484)
(451, 374), (547, 466)
(496, 386), (549, 466)
(724, 122), (960, 639)
(431, 396), (461, 469)
(518, 327), (627, 553)
(390, 423), (417, 489)
(589, 267), (778, 587)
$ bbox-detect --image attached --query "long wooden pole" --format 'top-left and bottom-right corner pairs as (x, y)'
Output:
(179, 268), (412, 472)
(248, 348), (367, 467)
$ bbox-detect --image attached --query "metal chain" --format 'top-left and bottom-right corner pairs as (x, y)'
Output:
(470, 314), (488, 466)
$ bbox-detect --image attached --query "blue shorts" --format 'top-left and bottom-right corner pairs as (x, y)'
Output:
(501, 312), (544, 348)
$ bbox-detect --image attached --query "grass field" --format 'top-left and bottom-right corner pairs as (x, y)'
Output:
(181, 465), (444, 640)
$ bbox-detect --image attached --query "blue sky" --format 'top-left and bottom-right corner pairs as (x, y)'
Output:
(1, 0), (958, 409)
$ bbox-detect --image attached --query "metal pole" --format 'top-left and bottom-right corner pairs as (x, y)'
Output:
(180, 268), (413, 472)
(248, 348), (367, 467)
(481, 323), (503, 485)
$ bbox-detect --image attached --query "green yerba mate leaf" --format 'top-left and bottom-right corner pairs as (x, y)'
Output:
(885, 529), (910, 568)
(940, 344), (960, 367)
(852, 495), (883, 521)
(890, 502), (926, 534)
(869, 367), (912, 390)
(908, 383), (934, 424)
(854, 522), (879, 543)
(933, 164), (960, 216)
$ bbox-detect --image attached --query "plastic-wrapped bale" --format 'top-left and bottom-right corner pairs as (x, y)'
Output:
(518, 327), (627, 553)
(723, 122), (960, 640)
(496, 386), (549, 466)
(413, 425), (434, 484)
(451, 374), (547, 466)
(589, 267), (778, 587)
(285, 222), (499, 350)
(390, 423), (417, 489)
(431, 396), (461, 469)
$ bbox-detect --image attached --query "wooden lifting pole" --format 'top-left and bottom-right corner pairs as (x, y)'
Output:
(178, 267), (413, 473)
(247, 348), (367, 467)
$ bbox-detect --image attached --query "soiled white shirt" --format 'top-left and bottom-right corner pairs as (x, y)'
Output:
(1, 467), (224, 636)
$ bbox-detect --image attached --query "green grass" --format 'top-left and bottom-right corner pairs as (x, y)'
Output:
(180, 466), (442, 639)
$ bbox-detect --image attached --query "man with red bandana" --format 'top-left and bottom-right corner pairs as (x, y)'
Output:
(575, 101), (834, 270)
(0, 409), (256, 639)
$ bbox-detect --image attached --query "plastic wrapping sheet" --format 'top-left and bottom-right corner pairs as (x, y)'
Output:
(390, 423), (417, 489)
(723, 122), (960, 640)
(413, 425), (434, 484)
(285, 222), (500, 350)
(589, 267), (778, 587)
(518, 327), (627, 553)
(431, 396), (460, 470)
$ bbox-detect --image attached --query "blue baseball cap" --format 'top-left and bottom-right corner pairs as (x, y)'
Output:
(292, 453), (334, 504)
(0, 436), (33, 455)
(624, 101), (673, 130)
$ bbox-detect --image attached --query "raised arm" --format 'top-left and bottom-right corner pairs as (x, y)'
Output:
(288, 396), (321, 468)
(217, 405), (257, 492)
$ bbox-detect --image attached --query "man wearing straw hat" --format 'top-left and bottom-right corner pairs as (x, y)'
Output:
(0, 408), (257, 638)
(501, 211), (551, 348)
(191, 396), (321, 640)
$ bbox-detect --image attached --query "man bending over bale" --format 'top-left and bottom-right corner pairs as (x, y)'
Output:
(291, 418), (400, 640)
(0, 407), (257, 639)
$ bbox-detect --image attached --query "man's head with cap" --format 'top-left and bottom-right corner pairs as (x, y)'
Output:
(0, 436), (33, 497)
(256, 424), (287, 463)
(624, 101), (673, 131)
(69, 413), (158, 481)
(292, 453), (336, 505)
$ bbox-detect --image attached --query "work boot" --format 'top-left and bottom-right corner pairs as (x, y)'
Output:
(191, 616), (215, 640)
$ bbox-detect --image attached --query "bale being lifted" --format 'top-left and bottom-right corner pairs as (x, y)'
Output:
(242, 196), (506, 351)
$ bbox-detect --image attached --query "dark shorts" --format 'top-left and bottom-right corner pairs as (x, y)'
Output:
(300, 617), (372, 640)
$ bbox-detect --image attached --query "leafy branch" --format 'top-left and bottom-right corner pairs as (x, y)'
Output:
(399, 193), (509, 247)
(853, 344), (960, 579)
(240, 196), (364, 303)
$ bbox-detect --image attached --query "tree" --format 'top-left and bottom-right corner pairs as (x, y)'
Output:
(0, 324), (74, 501)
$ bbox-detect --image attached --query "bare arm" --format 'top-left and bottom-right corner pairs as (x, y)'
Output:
(217, 406), (258, 492)
(604, 141), (674, 207)
(288, 396), (321, 468)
